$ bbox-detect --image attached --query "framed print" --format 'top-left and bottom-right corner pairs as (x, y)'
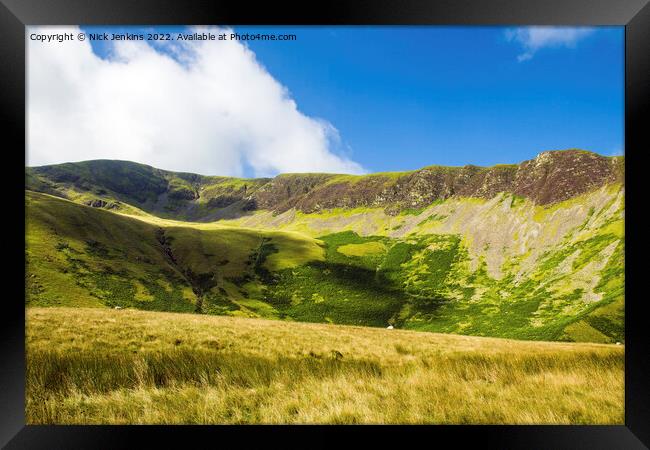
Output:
(1, 0), (649, 447)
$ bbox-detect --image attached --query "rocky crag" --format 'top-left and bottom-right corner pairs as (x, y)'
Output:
(26, 150), (623, 220)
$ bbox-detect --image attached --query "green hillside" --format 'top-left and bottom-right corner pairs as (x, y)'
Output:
(26, 191), (324, 316)
(26, 165), (624, 343)
(25, 159), (270, 221)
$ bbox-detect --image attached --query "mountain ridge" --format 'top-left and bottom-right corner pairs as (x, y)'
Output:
(26, 149), (623, 222)
(25, 148), (625, 344)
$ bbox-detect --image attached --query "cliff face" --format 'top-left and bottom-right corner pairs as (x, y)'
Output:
(512, 150), (623, 204)
(26, 150), (623, 220)
(249, 150), (623, 214)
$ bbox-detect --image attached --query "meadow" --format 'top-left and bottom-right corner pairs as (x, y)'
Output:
(26, 307), (624, 424)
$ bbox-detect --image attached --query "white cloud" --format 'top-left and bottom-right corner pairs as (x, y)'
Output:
(27, 26), (365, 177)
(505, 27), (594, 62)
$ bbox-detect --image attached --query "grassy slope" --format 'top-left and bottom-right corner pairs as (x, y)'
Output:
(26, 160), (270, 221)
(26, 190), (324, 317)
(26, 307), (624, 425)
(26, 185), (624, 342)
(220, 186), (625, 342)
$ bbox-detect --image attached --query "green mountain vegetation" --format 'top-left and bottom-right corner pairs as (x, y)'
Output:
(25, 150), (624, 343)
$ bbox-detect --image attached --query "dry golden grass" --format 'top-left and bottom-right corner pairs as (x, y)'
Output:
(26, 307), (624, 424)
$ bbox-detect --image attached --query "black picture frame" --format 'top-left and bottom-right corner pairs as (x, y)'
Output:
(2, 0), (648, 448)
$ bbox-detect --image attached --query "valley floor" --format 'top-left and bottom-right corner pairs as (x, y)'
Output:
(26, 307), (624, 424)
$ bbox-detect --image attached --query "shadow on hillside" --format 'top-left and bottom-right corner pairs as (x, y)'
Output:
(293, 260), (450, 315)
(200, 202), (260, 221)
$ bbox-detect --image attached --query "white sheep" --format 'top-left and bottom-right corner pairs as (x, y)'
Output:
(387, 325), (394, 330)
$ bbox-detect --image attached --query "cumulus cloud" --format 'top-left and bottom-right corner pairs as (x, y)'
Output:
(505, 26), (594, 62)
(27, 26), (364, 176)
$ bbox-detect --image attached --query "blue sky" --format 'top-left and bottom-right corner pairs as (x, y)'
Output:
(40, 26), (624, 175)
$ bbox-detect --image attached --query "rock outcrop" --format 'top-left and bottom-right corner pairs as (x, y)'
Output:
(26, 150), (624, 219)
(248, 150), (623, 214)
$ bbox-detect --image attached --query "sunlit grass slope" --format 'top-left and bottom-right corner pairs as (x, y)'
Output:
(26, 190), (324, 316)
(26, 307), (624, 425)
(26, 188), (624, 342)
